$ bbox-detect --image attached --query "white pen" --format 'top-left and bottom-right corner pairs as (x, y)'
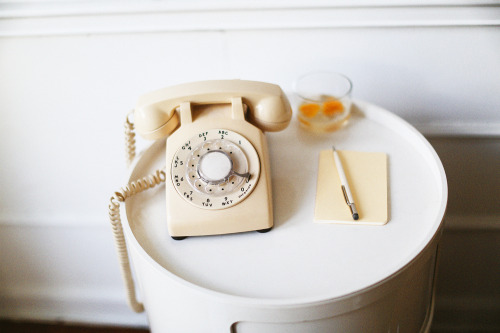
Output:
(332, 146), (359, 220)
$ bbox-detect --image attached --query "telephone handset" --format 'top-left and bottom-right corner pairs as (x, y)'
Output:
(134, 80), (292, 239)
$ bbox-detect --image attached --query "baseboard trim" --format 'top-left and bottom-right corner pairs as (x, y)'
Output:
(2, 280), (499, 329)
(417, 122), (500, 137)
(443, 215), (500, 231)
(0, 286), (148, 327)
(2, 213), (498, 230)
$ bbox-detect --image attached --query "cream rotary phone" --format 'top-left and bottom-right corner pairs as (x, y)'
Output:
(133, 80), (292, 239)
(109, 80), (291, 311)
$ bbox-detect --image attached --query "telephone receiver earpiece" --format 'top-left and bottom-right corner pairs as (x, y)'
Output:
(134, 80), (292, 140)
(247, 95), (292, 132)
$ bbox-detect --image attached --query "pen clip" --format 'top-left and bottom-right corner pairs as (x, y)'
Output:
(341, 185), (351, 205)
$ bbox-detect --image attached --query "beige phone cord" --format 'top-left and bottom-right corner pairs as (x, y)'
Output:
(124, 112), (136, 167)
(108, 111), (166, 313)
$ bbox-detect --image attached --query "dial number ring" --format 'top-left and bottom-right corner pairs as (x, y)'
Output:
(171, 129), (260, 210)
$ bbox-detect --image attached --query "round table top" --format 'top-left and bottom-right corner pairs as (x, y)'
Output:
(125, 100), (447, 304)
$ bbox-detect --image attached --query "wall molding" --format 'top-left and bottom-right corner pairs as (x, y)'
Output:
(0, 214), (107, 227)
(1, 214), (499, 230)
(0, 0), (499, 37)
(3, 281), (498, 330)
(417, 122), (500, 138)
(443, 215), (500, 231)
(0, 285), (148, 327)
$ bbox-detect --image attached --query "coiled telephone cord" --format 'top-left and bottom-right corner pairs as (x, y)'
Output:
(108, 112), (166, 313)
(124, 111), (136, 167)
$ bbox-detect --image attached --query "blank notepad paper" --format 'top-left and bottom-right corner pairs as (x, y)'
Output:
(314, 150), (389, 225)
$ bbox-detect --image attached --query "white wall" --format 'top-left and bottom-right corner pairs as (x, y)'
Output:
(0, 0), (499, 330)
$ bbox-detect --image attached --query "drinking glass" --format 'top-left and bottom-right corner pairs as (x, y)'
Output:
(293, 71), (353, 132)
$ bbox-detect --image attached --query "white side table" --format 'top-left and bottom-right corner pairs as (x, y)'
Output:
(124, 101), (447, 333)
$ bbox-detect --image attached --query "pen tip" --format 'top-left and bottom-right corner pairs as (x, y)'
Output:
(353, 213), (359, 220)
(332, 146), (336, 151)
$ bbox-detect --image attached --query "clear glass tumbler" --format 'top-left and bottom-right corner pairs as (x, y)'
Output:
(293, 71), (353, 133)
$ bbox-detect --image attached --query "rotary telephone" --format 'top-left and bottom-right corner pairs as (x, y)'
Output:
(132, 80), (292, 239)
(109, 80), (291, 311)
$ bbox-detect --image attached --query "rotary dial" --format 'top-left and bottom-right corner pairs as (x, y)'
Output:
(171, 129), (260, 210)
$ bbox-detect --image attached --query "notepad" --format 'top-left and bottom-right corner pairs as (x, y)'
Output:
(314, 150), (389, 225)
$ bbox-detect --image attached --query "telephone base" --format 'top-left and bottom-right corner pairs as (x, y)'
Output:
(171, 227), (272, 240)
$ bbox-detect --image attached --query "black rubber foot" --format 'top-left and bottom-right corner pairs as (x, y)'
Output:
(172, 236), (187, 241)
(257, 227), (272, 233)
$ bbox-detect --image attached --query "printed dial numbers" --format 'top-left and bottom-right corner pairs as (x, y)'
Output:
(171, 129), (260, 210)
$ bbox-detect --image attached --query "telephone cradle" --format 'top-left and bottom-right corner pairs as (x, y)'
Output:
(133, 80), (292, 239)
